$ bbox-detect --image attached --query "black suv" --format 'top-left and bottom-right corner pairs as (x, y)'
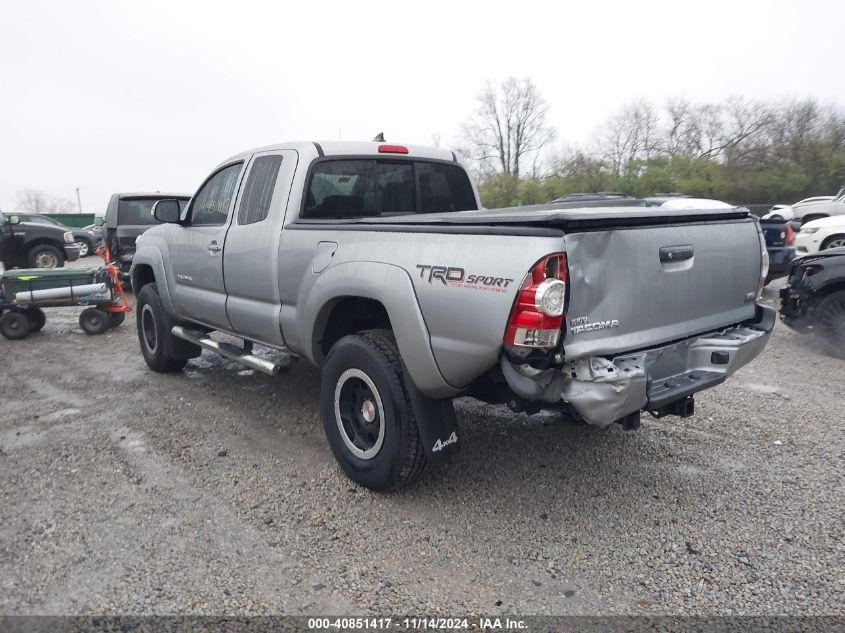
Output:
(0, 213), (81, 269)
(780, 247), (845, 358)
(103, 192), (190, 278)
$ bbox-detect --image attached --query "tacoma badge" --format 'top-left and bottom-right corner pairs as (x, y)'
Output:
(570, 315), (620, 335)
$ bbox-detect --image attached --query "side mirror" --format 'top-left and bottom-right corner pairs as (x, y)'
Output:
(152, 199), (182, 224)
(7, 215), (20, 225)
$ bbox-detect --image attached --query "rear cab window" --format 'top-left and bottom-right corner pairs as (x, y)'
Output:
(302, 159), (477, 219)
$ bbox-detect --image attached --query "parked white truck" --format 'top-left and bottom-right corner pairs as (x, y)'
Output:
(131, 141), (774, 490)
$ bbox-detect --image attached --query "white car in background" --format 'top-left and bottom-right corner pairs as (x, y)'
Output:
(791, 190), (844, 223)
(761, 204), (794, 220)
(793, 215), (845, 254)
(660, 197), (734, 210)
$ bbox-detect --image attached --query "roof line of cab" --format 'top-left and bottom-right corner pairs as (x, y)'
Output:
(219, 141), (461, 168)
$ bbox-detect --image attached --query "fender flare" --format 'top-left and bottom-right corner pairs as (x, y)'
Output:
(303, 261), (460, 399)
(131, 246), (177, 317)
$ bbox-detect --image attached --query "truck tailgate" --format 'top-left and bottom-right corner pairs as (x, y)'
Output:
(562, 218), (762, 359)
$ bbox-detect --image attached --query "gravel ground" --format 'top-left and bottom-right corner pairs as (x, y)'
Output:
(0, 262), (842, 616)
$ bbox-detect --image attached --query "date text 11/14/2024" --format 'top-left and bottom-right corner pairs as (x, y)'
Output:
(307, 617), (527, 630)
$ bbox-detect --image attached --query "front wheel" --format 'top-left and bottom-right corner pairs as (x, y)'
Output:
(820, 234), (845, 251)
(135, 283), (188, 372)
(814, 290), (845, 359)
(320, 329), (429, 491)
(28, 244), (64, 268)
(77, 240), (92, 257)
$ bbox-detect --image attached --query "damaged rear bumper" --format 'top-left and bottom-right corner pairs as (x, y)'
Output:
(501, 304), (776, 427)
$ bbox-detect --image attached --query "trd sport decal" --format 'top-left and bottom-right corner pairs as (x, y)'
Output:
(416, 265), (514, 293)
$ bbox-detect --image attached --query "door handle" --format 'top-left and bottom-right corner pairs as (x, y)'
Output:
(659, 245), (693, 263)
(207, 241), (222, 253)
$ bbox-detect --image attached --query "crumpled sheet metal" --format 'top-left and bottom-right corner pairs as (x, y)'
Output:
(559, 356), (648, 427)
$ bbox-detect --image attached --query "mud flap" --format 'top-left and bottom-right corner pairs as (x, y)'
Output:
(404, 374), (460, 463)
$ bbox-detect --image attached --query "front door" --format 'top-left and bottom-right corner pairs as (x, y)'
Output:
(168, 161), (244, 328)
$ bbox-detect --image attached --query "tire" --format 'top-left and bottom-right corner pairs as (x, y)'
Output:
(25, 307), (46, 332)
(320, 329), (429, 491)
(135, 283), (188, 372)
(813, 290), (845, 360)
(77, 239), (93, 258)
(109, 311), (126, 328)
(79, 308), (110, 335)
(0, 310), (32, 340)
(820, 234), (845, 251)
(28, 244), (64, 269)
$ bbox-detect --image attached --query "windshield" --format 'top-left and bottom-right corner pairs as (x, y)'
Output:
(118, 198), (189, 225)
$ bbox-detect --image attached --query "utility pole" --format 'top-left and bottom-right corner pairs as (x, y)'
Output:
(75, 187), (82, 213)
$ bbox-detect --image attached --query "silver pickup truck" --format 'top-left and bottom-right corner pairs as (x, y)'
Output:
(131, 141), (775, 490)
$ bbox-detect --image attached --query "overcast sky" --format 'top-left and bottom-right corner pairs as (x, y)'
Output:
(1, 0), (842, 214)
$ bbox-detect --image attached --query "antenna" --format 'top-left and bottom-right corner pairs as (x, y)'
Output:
(372, 132), (385, 142)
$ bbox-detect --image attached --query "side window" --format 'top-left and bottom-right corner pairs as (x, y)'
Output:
(303, 160), (376, 219)
(238, 155), (283, 225)
(190, 163), (243, 226)
(417, 162), (478, 213)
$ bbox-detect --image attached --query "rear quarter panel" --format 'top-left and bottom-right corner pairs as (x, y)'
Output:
(279, 227), (566, 389)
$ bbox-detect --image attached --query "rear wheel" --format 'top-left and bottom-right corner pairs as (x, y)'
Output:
(0, 310), (32, 340)
(320, 329), (429, 491)
(25, 307), (46, 332)
(820, 234), (845, 250)
(28, 244), (63, 268)
(814, 290), (845, 359)
(136, 283), (189, 372)
(79, 308), (110, 335)
(109, 311), (126, 328)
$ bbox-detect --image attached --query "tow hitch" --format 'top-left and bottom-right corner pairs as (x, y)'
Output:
(648, 396), (695, 419)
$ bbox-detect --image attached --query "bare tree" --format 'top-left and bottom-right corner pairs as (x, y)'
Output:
(15, 189), (50, 213)
(15, 188), (76, 214)
(688, 98), (771, 160)
(460, 77), (556, 178)
(598, 100), (660, 174)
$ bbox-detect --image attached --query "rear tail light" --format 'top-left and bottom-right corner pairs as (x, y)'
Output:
(784, 223), (795, 245)
(755, 222), (769, 299)
(504, 253), (567, 348)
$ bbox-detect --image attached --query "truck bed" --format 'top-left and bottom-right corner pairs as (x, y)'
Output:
(296, 203), (751, 230)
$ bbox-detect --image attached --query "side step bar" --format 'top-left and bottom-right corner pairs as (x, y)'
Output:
(171, 326), (290, 376)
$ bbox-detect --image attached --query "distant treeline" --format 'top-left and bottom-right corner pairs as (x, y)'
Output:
(458, 83), (845, 209)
